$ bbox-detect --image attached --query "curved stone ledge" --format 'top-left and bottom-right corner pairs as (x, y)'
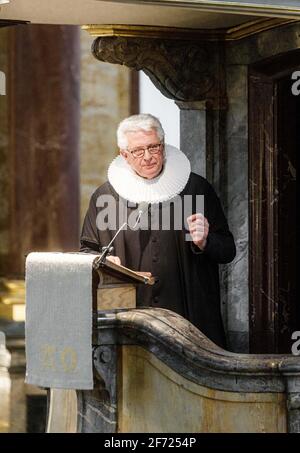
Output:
(96, 308), (300, 393)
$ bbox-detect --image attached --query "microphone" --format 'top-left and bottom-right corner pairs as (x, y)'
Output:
(94, 202), (149, 268)
(132, 202), (148, 229)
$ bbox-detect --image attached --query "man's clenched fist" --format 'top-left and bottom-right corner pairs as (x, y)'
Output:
(187, 213), (209, 251)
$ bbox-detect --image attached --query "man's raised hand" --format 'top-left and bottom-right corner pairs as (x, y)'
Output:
(187, 213), (209, 251)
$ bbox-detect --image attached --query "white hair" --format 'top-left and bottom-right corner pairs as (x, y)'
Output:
(117, 113), (165, 149)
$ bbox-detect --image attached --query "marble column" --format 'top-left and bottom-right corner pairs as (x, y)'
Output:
(0, 24), (80, 279)
(222, 63), (249, 353)
(0, 24), (80, 432)
(0, 332), (11, 433)
(177, 102), (208, 177)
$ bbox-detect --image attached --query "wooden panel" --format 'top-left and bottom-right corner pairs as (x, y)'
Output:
(249, 72), (278, 353)
(249, 52), (299, 353)
(117, 346), (287, 433)
(0, 369), (10, 433)
(97, 285), (136, 310)
(276, 76), (298, 352)
(46, 389), (77, 433)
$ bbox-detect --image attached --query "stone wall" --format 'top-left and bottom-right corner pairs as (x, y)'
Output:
(79, 29), (131, 227)
(222, 22), (300, 352)
(179, 22), (299, 352)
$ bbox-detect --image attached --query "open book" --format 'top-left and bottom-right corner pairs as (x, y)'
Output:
(95, 257), (155, 286)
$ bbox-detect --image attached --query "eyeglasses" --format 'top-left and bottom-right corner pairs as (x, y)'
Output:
(126, 142), (163, 159)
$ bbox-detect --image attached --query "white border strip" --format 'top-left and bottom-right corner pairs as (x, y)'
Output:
(100, 0), (300, 19)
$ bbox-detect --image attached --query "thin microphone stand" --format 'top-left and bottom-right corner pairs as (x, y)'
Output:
(93, 209), (144, 269)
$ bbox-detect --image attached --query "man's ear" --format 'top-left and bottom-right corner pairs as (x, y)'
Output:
(120, 150), (128, 160)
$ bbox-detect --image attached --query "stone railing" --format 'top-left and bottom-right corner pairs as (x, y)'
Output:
(47, 308), (300, 433)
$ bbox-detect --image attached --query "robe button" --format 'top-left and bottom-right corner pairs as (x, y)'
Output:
(153, 256), (158, 262)
(153, 296), (159, 304)
(152, 237), (157, 243)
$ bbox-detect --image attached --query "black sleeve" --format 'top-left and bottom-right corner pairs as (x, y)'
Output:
(80, 194), (101, 254)
(192, 182), (236, 264)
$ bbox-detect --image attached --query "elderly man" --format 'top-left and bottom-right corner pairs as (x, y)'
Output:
(80, 114), (236, 348)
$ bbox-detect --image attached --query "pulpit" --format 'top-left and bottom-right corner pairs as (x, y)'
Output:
(46, 257), (155, 433)
(93, 257), (154, 312)
(45, 259), (300, 433)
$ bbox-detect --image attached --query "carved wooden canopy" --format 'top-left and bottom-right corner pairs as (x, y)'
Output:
(92, 36), (226, 106)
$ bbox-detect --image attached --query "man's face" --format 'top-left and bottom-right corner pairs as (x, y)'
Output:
(120, 129), (164, 179)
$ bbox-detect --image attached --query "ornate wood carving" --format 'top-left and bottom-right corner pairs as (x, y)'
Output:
(92, 36), (226, 106)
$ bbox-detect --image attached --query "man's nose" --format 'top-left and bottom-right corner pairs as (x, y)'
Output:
(143, 149), (153, 160)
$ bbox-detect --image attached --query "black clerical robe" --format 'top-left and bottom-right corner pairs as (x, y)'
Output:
(80, 172), (236, 349)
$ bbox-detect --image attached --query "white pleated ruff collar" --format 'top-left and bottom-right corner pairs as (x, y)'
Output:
(107, 145), (191, 204)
